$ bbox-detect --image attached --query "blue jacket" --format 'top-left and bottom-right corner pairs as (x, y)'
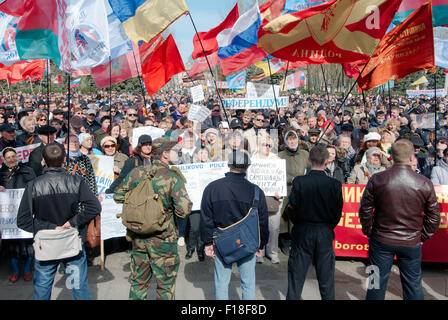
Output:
(200, 171), (269, 248)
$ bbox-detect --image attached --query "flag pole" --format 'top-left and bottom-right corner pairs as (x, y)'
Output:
(361, 89), (369, 128)
(387, 80), (392, 119)
(131, 49), (149, 116)
(266, 55), (281, 124)
(46, 60), (50, 126)
(187, 11), (229, 123)
(281, 61), (290, 92)
(320, 64), (333, 115)
(318, 63), (368, 144)
(434, 71), (438, 167)
(67, 71), (71, 165)
(109, 56), (112, 120)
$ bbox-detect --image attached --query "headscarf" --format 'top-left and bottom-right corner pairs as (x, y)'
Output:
(365, 147), (382, 176)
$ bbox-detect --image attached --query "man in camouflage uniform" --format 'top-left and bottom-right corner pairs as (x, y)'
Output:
(114, 136), (192, 300)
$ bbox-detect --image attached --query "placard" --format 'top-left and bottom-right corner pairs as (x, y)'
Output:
(0, 189), (32, 239)
(100, 194), (126, 241)
(88, 155), (115, 195)
(188, 104), (211, 122)
(246, 82), (280, 99)
(246, 159), (287, 196)
(190, 85), (205, 103)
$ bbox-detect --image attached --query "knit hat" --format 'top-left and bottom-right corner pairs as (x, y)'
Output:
(363, 132), (381, 143)
(100, 136), (117, 148)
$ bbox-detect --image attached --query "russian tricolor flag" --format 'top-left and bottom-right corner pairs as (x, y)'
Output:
(69, 78), (81, 89)
(217, 3), (267, 75)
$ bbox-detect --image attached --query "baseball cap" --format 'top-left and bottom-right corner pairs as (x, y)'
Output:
(86, 109), (96, 115)
(230, 119), (243, 129)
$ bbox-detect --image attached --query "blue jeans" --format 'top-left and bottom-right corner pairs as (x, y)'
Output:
(214, 251), (256, 300)
(366, 237), (424, 300)
(34, 249), (91, 300)
(176, 216), (188, 238)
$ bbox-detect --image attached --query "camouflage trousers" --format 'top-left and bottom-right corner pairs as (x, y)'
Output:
(129, 237), (180, 300)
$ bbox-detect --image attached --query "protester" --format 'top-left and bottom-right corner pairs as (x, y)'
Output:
(200, 150), (268, 300)
(278, 129), (309, 255)
(17, 143), (101, 300)
(359, 139), (440, 300)
(79, 133), (102, 156)
(106, 134), (152, 193)
(431, 148), (448, 185)
(27, 125), (57, 177)
(325, 144), (345, 184)
(16, 116), (40, 146)
(100, 136), (129, 179)
(286, 144), (343, 300)
(113, 136), (192, 300)
(0, 147), (36, 283)
(347, 147), (387, 184)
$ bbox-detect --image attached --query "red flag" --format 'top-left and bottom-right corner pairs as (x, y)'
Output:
(188, 51), (220, 77)
(191, 4), (239, 60)
(141, 34), (185, 96)
(260, 0), (286, 24)
(139, 35), (164, 66)
(357, 2), (435, 91)
(342, 63), (360, 79)
(0, 60), (46, 84)
(258, 0), (403, 65)
(91, 46), (141, 89)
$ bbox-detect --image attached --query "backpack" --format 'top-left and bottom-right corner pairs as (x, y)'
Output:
(120, 168), (168, 236)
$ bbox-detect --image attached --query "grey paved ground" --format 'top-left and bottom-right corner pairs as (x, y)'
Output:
(0, 244), (447, 300)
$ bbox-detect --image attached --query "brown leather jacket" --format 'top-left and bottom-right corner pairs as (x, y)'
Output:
(359, 164), (440, 246)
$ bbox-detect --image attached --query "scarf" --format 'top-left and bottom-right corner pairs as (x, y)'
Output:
(365, 162), (381, 177)
(69, 150), (82, 160)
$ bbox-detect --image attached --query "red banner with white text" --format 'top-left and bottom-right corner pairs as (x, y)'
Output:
(335, 185), (448, 263)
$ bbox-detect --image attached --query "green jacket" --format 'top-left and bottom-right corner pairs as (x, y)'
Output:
(114, 160), (192, 241)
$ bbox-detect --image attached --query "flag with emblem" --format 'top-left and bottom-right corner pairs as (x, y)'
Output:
(258, 0), (403, 65)
(357, 2), (435, 91)
(0, 12), (20, 65)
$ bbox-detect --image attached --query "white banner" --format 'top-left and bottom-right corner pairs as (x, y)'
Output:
(190, 85), (205, 103)
(100, 194), (126, 240)
(223, 97), (289, 109)
(246, 82), (280, 99)
(0, 189), (32, 239)
(406, 89), (446, 98)
(207, 80), (228, 89)
(132, 126), (165, 149)
(246, 159), (287, 197)
(89, 155), (115, 195)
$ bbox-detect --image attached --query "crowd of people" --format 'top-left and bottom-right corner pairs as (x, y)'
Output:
(0, 87), (445, 299)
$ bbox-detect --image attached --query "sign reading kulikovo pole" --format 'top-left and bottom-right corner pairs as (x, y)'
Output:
(173, 162), (229, 211)
(190, 85), (205, 103)
(246, 82), (280, 99)
(0, 189), (32, 239)
(132, 125), (165, 149)
(88, 155), (115, 195)
(406, 89), (447, 98)
(223, 97), (289, 109)
(100, 194), (126, 241)
(246, 159), (287, 197)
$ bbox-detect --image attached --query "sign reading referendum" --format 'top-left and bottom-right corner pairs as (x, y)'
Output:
(223, 97), (289, 109)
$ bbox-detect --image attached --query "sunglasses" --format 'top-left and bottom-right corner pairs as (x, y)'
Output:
(256, 118), (264, 121)
(262, 143), (272, 148)
(103, 144), (116, 149)
(38, 118), (47, 121)
(212, 109), (220, 112)
(128, 114), (137, 117)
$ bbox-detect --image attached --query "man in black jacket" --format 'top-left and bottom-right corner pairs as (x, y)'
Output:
(200, 151), (268, 300)
(286, 144), (343, 300)
(17, 143), (101, 300)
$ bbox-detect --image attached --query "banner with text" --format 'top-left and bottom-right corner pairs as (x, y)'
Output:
(335, 185), (448, 263)
(223, 97), (289, 110)
(246, 159), (287, 197)
(406, 89), (447, 98)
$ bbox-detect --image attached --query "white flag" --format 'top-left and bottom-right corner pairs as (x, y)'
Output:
(67, 0), (110, 70)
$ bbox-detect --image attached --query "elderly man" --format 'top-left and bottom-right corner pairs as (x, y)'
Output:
(0, 123), (17, 151)
(359, 139), (440, 300)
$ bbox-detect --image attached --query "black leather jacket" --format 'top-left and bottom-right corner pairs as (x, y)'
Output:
(17, 167), (101, 243)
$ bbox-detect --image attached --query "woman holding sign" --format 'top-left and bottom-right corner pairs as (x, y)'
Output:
(253, 135), (282, 264)
(0, 147), (36, 283)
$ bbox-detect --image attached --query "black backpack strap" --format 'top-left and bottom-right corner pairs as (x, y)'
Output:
(252, 186), (259, 208)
